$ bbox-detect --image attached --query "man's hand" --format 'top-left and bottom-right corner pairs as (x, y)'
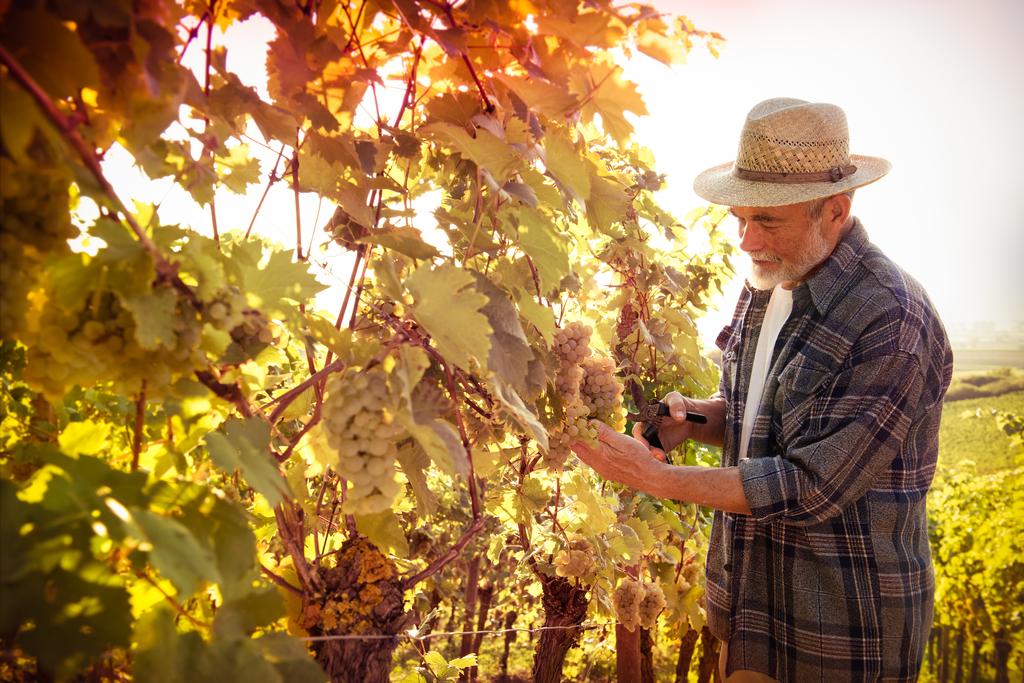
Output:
(631, 391), (699, 457)
(571, 422), (667, 494)
(573, 419), (752, 514)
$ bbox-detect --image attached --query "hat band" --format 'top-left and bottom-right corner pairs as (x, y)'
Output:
(733, 163), (858, 184)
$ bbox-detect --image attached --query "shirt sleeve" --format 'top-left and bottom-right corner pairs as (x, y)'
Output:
(737, 350), (924, 526)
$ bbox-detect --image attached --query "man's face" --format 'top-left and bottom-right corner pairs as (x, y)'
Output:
(729, 201), (836, 290)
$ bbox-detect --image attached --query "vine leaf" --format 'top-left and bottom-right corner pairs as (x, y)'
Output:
(543, 133), (591, 203)
(585, 167), (630, 234)
(421, 121), (519, 182)
(124, 286), (179, 351)
(355, 510), (410, 557)
(516, 292), (555, 346)
(57, 420), (112, 457)
(508, 208), (570, 293)
(0, 8), (100, 99)
(405, 263), (491, 374)
(359, 226), (441, 260)
(205, 417), (290, 508)
(580, 62), (649, 144)
(393, 346), (468, 479)
(0, 79), (43, 160)
(133, 608), (204, 682)
(395, 443), (438, 517)
(131, 509), (221, 597)
(473, 275), (534, 389)
(489, 377), (549, 451)
(496, 74), (578, 118)
(235, 247), (325, 318)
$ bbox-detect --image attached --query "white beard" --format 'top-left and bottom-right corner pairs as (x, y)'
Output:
(746, 219), (833, 291)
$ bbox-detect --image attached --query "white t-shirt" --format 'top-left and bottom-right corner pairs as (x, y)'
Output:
(738, 285), (794, 460)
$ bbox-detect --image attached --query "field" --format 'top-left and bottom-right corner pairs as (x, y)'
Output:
(952, 348), (1024, 373)
(937, 389), (1024, 475)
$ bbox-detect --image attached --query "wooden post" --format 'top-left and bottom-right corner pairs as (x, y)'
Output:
(615, 623), (642, 683)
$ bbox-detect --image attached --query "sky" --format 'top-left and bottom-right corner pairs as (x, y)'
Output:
(631, 0), (1024, 337)
(98, 0), (1024, 346)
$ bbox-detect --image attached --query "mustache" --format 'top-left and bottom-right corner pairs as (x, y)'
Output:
(748, 251), (782, 263)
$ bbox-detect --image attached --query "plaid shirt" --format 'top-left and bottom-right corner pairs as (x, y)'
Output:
(706, 219), (953, 681)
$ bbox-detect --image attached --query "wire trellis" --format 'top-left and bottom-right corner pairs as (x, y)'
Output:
(299, 622), (603, 643)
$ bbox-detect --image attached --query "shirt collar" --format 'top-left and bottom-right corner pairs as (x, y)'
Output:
(794, 217), (870, 316)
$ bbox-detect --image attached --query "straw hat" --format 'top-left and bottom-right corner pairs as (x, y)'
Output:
(693, 98), (891, 207)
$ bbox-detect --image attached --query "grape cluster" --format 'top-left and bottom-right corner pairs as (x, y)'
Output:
(21, 288), (206, 400)
(613, 578), (666, 631)
(0, 156), (75, 338)
(580, 355), (626, 431)
(545, 320), (627, 467)
(552, 321), (592, 365)
(323, 368), (405, 515)
(677, 548), (701, 595)
(547, 401), (595, 470)
(553, 538), (595, 579)
(202, 286), (247, 332)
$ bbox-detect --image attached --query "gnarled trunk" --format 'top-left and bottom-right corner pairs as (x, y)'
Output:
(302, 537), (409, 682)
(530, 573), (588, 683)
(616, 623), (641, 682)
(697, 626), (720, 683)
(674, 627), (700, 683)
(640, 627), (655, 683)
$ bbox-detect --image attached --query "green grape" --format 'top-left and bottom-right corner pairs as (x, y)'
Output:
(581, 355), (627, 430)
(553, 539), (595, 579)
(552, 321), (592, 365)
(638, 581), (666, 629)
(21, 287), (206, 400)
(613, 578), (644, 632)
(323, 368), (406, 515)
(202, 286), (246, 332)
(0, 155), (76, 338)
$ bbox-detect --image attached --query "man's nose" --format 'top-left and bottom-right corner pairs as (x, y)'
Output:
(738, 223), (761, 252)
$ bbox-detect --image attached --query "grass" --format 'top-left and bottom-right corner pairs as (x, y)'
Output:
(937, 389), (1024, 475)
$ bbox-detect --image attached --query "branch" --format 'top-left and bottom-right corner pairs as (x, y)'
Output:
(244, 144), (288, 239)
(267, 359), (344, 424)
(0, 44), (194, 303)
(194, 370), (254, 418)
(131, 381), (147, 471)
(291, 132), (304, 260)
(261, 563), (302, 596)
(138, 572), (209, 629)
(403, 516), (486, 590)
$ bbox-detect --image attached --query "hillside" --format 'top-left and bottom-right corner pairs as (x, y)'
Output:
(937, 390), (1024, 475)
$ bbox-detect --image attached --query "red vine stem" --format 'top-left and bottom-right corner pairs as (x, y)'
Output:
(244, 145), (288, 239)
(261, 563), (302, 596)
(404, 516), (486, 590)
(267, 359), (345, 424)
(131, 381), (147, 471)
(203, 6), (220, 247)
(138, 572), (209, 629)
(291, 132), (304, 260)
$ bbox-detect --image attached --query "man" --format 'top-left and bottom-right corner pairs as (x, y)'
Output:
(572, 98), (953, 681)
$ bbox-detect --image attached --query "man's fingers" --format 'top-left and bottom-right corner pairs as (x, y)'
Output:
(663, 391), (689, 422)
(631, 422), (650, 448)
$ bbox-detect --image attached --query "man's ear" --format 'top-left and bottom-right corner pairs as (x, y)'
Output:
(825, 193), (853, 228)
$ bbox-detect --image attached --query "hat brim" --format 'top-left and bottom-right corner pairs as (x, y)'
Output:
(692, 154), (891, 207)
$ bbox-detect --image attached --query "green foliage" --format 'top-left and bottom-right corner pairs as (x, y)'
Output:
(938, 390), (1024, 475)
(927, 394), (1024, 680)
(1, 0), (728, 679)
